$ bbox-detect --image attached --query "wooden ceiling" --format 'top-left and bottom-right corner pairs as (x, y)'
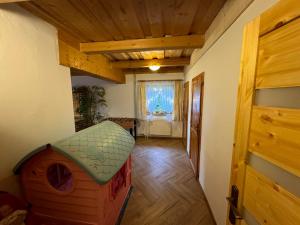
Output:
(19, 0), (226, 62)
(0, 0), (227, 81)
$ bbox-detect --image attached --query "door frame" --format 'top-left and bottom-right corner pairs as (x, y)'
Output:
(189, 73), (204, 179)
(182, 81), (189, 148)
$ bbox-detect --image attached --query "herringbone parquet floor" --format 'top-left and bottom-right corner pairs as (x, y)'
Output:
(121, 138), (215, 225)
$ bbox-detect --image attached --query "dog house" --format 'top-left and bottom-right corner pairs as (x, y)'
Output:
(14, 121), (135, 225)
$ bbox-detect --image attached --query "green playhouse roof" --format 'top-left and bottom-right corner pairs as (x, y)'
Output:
(14, 121), (135, 184)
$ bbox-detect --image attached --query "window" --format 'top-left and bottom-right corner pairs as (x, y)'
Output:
(146, 81), (174, 115)
(47, 163), (73, 192)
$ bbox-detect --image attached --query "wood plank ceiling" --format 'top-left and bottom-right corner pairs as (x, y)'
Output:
(18, 0), (226, 73)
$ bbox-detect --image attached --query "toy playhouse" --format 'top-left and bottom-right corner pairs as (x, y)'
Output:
(14, 121), (135, 225)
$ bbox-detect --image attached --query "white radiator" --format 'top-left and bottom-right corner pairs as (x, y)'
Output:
(138, 116), (182, 137)
(148, 119), (172, 136)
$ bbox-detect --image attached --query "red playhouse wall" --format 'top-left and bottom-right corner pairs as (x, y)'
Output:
(20, 147), (131, 225)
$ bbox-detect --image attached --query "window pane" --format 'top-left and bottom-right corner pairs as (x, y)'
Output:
(146, 82), (174, 114)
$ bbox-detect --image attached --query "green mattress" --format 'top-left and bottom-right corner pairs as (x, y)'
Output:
(14, 121), (135, 184)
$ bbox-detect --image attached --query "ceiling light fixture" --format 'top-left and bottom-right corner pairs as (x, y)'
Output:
(149, 65), (160, 71)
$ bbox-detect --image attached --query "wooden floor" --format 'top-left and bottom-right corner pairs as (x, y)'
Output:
(121, 138), (215, 225)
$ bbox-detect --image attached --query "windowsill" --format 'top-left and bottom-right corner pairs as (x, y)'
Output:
(146, 113), (173, 121)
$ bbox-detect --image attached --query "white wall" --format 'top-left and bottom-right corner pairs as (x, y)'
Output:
(0, 4), (75, 193)
(184, 0), (278, 224)
(135, 73), (184, 81)
(72, 75), (135, 118)
(72, 73), (184, 137)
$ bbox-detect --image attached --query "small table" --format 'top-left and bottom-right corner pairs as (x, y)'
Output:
(106, 118), (137, 140)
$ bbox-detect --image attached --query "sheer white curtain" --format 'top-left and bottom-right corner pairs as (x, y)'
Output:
(136, 82), (147, 119)
(145, 81), (174, 115)
(173, 81), (183, 121)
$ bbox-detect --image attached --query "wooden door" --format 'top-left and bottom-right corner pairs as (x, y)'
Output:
(189, 74), (204, 178)
(228, 1), (300, 225)
(182, 81), (189, 148)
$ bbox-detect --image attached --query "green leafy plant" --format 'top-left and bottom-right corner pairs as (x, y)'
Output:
(73, 86), (107, 126)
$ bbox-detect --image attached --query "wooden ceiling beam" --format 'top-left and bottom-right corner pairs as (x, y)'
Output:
(0, 0), (30, 3)
(111, 57), (190, 69)
(124, 66), (184, 74)
(80, 35), (205, 53)
(59, 39), (125, 84)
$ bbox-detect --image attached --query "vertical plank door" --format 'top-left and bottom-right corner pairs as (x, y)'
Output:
(227, 1), (300, 225)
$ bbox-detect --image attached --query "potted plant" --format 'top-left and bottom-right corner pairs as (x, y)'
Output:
(73, 86), (107, 130)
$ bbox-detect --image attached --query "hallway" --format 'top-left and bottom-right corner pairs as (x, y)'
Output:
(121, 138), (215, 225)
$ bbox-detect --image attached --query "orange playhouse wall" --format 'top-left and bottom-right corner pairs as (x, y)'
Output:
(20, 147), (132, 225)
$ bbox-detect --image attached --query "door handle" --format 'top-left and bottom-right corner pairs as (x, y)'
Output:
(226, 197), (243, 220)
(227, 185), (243, 224)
